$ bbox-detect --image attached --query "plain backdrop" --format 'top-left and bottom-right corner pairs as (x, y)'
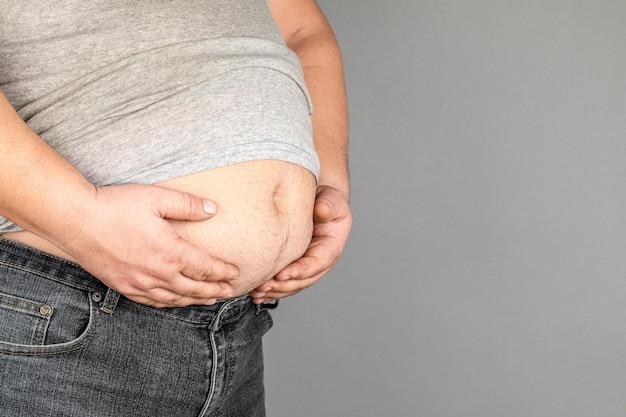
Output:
(264, 1), (626, 416)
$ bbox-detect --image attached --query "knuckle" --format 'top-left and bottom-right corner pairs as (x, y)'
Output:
(200, 264), (215, 281)
(188, 283), (211, 298)
(188, 288), (202, 298)
(143, 299), (158, 307)
(220, 286), (234, 299)
(169, 296), (186, 307)
(181, 192), (196, 216)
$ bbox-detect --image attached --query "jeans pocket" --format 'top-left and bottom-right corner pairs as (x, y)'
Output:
(0, 272), (100, 356)
(0, 292), (53, 346)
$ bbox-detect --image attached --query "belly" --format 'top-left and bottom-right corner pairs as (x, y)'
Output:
(3, 160), (317, 296)
(157, 160), (317, 295)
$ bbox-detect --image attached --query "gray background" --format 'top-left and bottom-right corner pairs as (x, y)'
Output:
(265, 1), (626, 416)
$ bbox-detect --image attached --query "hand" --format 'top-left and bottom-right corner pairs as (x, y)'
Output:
(250, 185), (352, 304)
(60, 184), (238, 308)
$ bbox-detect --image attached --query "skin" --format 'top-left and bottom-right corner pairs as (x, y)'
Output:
(0, 0), (350, 308)
(251, 0), (352, 304)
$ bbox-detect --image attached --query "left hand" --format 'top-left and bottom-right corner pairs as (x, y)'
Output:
(250, 185), (352, 304)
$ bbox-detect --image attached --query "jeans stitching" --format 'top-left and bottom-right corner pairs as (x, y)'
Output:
(0, 237), (81, 267)
(0, 260), (98, 293)
(31, 315), (48, 345)
(120, 298), (219, 323)
(0, 292), (52, 346)
(0, 295), (101, 356)
(0, 293), (44, 312)
(198, 297), (244, 417)
(211, 322), (237, 417)
(119, 296), (250, 323)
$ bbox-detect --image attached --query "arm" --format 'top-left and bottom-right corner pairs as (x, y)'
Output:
(252, 0), (352, 303)
(0, 91), (236, 307)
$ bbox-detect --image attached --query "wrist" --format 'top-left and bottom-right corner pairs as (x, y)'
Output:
(317, 180), (350, 203)
(318, 166), (350, 200)
(28, 177), (98, 253)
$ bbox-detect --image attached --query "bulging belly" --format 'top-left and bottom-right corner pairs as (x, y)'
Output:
(157, 160), (317, 295)
(4, 160), (317, 297)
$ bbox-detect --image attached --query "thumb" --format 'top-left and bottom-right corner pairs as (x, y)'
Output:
(154, 188), (217, 221)
(313, 185), (351, 223)
(313, 197), (334, 223)
(313, 186), (346, 223)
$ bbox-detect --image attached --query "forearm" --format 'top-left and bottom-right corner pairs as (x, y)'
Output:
(254, 1), (352, 304)
(1, 91), (237, 307)
(0, 91), (95, 246)
(271, 0), (350, 199)
(296, 30), (349, 198)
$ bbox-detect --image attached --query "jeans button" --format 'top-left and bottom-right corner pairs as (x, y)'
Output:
(91, 292), (103, 303)
(39, 304), (52, 316)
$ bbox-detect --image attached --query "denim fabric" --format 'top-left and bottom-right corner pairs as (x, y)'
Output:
(0, 237), (273, 417)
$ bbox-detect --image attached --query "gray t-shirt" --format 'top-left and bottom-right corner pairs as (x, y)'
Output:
(0, 0), (319, 233)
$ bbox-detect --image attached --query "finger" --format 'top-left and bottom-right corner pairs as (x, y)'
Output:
(158, 275), (235, 302)
(134, 288), (220, 308)
(153, 187), (218, 221)
(115, 274), (230, 307)
(251, 295), (285, 304)
(266, 276), (320, 295)
(251, 275), (320, 303)
(250, 280), (277, 298)
(251, 286), (304, 304)
(275, 239), (336, 281)
(177, 239), (239, 282)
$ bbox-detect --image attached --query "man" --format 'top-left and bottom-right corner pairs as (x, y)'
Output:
(0, 0), (349, 415)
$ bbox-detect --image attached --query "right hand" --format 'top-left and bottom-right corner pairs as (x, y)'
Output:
(58, 184), (238, 308)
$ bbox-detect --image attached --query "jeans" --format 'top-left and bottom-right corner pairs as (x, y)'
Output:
(0, 237), (273, 417)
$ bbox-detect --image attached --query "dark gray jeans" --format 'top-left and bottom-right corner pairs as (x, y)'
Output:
(0, 237), (272, 417)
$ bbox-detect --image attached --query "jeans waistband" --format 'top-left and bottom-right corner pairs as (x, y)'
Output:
(0, 236), (251, 324)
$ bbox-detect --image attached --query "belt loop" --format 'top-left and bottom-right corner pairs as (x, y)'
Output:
(210, 296), (250, 331)
(255, 299), (279, 315)
(100, 288), (121, 314)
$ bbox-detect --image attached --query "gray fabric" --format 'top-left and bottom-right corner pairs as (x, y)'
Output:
(0, 0), (319, 233)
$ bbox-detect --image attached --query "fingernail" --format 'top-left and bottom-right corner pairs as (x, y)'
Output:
(278, 275), (290, 281)
(203, 200), (217, 215)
